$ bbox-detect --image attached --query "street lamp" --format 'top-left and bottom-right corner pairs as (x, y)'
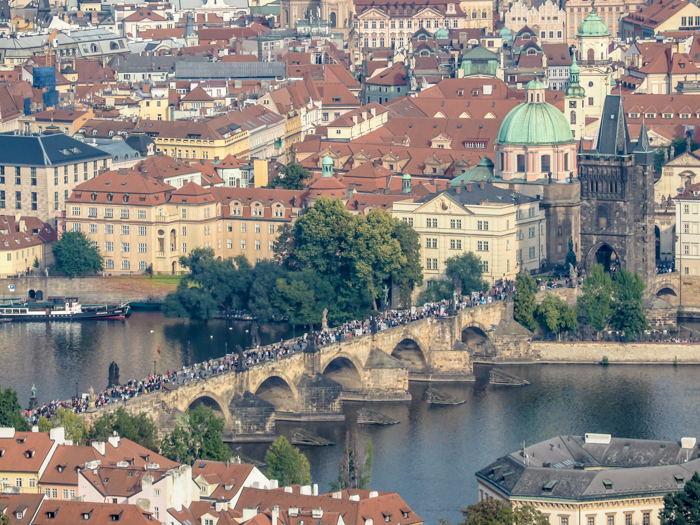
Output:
(153, 360), (156, 377)
(75, 382), (78, 399)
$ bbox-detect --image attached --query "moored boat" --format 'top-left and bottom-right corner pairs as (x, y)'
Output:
(0, 297), (131, 321)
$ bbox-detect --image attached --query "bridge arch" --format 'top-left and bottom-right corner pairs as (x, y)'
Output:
(656, 284), (679, 306)
(252, 375), (298, 413)
(391, 338), (428, 370)
(184, 392), (231, 424)
(322, 355), (364, 391)
(585, 242), (621, 273)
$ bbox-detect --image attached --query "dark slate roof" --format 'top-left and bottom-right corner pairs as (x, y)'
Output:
(477, 435), (700, 502)
(0, 132), (110, 166)
(418, 183), (537, 207)
(174, 62), (287, 80)
(593, 95), (633, 156)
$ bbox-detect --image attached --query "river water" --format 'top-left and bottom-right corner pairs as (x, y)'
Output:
(2, 313), (700, 525)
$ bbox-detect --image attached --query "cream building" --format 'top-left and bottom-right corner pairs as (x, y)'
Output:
(674, 182), (700, 305)
(505, 0), (566, 44)
(477, 433), (700, 525)
(392, 182), (546, 287)
(326, 102), (388, 141)
(576, 12), (613, 120)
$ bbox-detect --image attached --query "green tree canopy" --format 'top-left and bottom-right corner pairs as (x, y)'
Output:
(0, 385), (29, 430)
(52, 231), (104, 278)
(267, 164), (312, 190)
(265, 435), (312, 487)
(160, 405), (231, 465)
(535, 293), (578, 339)
(273, 269), (334, 327)
(418, 279), (454, 303)
(514, 273), (538, 332)
(391, 220), (424, 306)
(88, 408), (159, 452)
(446, 500), (549, 525)
(608, 269), (649, 339)
(445, 252), (488, 296)
(50, 407), (88, 444)
(660, 472), (700, 525)
(577, 264), (613, 336)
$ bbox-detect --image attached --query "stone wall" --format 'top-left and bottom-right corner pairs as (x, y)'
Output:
(0, 276), (180, 304)
(532, 341), (700, 363)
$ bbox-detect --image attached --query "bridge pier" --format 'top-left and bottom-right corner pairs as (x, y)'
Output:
(227, 391), (276, 443)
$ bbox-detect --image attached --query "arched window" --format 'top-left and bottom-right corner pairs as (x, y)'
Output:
(471, 10), (477, 18)
(330, 12), (336, 27)
(536, 93), (540, 102)
(587, 48), (594, 61)
(482, 10), (487, 18)
(570, 111), (576, 124)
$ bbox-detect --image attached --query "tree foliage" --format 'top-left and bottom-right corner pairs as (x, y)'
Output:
(535, 293), (578, 338)
(0, 510), (9, 525)
(50, 407), (88, 444)
(330, 432), (373, 491)
(660, 472), (700, 525)
(445, 252), (488, 296)
(0, 384), (29, 430)
(267, 163), (312, 190)
(577, 264), (613, 336)
(160, 405), (231, 465)
(514, 273), (538, 332)
(444, 500), (549, 525)
(273, 269), (334, 327)
(418, 279), (454, 303)
(608, 269), (649, 339)
(88, 408), (159, 452)
(265, 435), (312, 487)
(53, 231), (104, 278)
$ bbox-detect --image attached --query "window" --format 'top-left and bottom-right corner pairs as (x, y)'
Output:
(105, 259), (114, 269)
(122, 260), (130, 270)
(561, 519), (569, 525)
(154, 508), (160, 520)
(121, 242), (130, 252)
(138, 243), (147, 253)
(426, 238), (438, 248)
(624, 516), (631, 525)
(528, 207), (535, 218)
(402, 217), (413, 226)
(529, 227), (536, 238)
(255, 240), (261, 250)
(121, 225), (130, 235)
(607, 517), (614, 525)
(269, 224), (275, 234)
(227, 239), (233, 249)
(255, 223), (261, 233)
(450, 219), (462, 229)
(685, 204), (690, 214)
(62, 489), (69, 499)
(241, 239), (247, 249)
(477, 221), (489, 231)
(105, 208), (113, 218)
(137, 210), (146, 219)
(72, 223), (81, 232)
(426, 218), (438, 228)
(15, 191), (20, 209)
(477, 241), (489, 251)
(450, 239), (462, 249)
(642, 514), (649, 525)
(529, 246), (536, 259)
(138, 226), (146, 236)
(15, 478), (21, 488)
(182, 243), (187, 253)
(69, 489), (75, 499)
(45, 488), (51, 497)
(269, 241), (274, 250)
(241, 223), (247, 233)
(426, 258), (438, 270)
(482, 260), (488, 272)
(120, 209), (129, 219)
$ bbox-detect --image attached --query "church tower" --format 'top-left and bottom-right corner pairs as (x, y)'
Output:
(576, 11), (612, 120)
(578, 95), (656, 286)
(565, 54), (585, 140)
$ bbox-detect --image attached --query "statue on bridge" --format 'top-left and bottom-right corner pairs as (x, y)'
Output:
(108, 361), (120, 387)
(250, 322), (261, 348)
(28, 384), (37, 411)
(304, 332), (320, 354)
(322, 308), (328, 330)
(235, 344), (248, 372)
(185, 341), (192, 367)
(370, 316), (378, 335)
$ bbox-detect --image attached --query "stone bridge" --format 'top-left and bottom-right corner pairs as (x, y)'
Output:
(651, 272), (681, 306)
(82, 301), (513, 441)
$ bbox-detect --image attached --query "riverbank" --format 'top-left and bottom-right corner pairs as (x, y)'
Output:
(0, 275), (181, 304)
(482, 341), (700, 365)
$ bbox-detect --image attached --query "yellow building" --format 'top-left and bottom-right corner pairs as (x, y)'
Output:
(477, 433), (699, 525)
(392, 182), (547, 287)
(0, 215), (55, 277)
(66, 167), (308, 273)
(143, 114), (249, 162)
(0, 427), (65, 494)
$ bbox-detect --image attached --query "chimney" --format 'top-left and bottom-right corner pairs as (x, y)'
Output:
(370, 106), (376, 117)
(91, 441), (106, 456)
(272, 505), (279, 525)
(362, 110), (367, 121)
(243, 509), (258, 521)
(456, 185), (461, 194)
(466, 183), (472, 192)
(479, 181), (485, 189)
(353, 114), (358, 125)
(373, 159), (379, 169)
(108, 434), (120, 449)
(91, 10), (98, 24)
(313, 484), (318, 496)
(436, 183), (442, 192)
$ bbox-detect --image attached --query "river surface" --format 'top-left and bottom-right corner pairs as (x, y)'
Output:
(2, 313), (700, 525)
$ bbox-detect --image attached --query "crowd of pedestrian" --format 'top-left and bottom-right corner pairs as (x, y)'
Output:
(656, 262), (675, 274)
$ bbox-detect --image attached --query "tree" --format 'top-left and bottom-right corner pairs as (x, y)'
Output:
(0, 384), (29, 430)
(535, 293), (578, 339)
(36, 416), (52, 432)
(273, 269), (334, 327)
(330, 432), (373, 490)
(0, 511), (9, 525)
(88, 408), (159, 452)
(52, 231), (103, 278)
(160, 405), (231, 465)
(50, 408), (88, 444)
(514, 273), (538, 332)
(577, 264), (613, 337)
(267, 163), (312, 190)
(390, 219), (424, 307)
(418, 279), (453, 303)
(608, 269), (649, 339)
(445, 253), (488, 296)
(444, 500), (549, 525)
(660, 472), (700, 525)
(33, 256), (39, 269)
(265, 435), (312, 487)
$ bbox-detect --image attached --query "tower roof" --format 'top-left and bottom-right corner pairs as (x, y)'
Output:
(577, 11), (609, 37)
(594, 95), (632, 156)
(496, 94), (573, 146)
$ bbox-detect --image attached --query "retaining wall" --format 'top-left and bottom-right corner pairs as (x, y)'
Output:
(531, 341), (700, 364)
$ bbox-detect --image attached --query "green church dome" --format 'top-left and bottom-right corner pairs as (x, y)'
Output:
(496, 96), (573, 146)
(499, 26), (513, 42)
(525, 78), (545, 90)
(322, 155), (333, 166)
(435, 26), (449, 39)
(565, 55), (586, 98)
(577, 11), (609, 37)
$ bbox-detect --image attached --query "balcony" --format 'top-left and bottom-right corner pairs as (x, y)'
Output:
(156, 251), (165, 258)
(155, 215), (168, 222)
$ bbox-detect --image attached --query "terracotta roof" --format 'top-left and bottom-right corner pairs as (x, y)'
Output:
(80, 466), (168, 498)
(192, 461), (254, 500)
(0, 494), (44, 524)
(0, 431), (56, 473)
(216, 154), (243, 169)
(33, 500), (158, 525)
(123, 9), (166, 21)
(366, 63), (407, 87)
(169, 501), (240, 525)
(182, 86), (214, 102)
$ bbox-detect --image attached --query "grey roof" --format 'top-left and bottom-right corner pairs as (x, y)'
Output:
(418, 183), (537, 208)
(477, 435), (700, 502)
(593, 95), (633, 156)
(109, 54), (206, 72)
(174, 61), (287, 80)
(462, 45), (499, 61)
(0, 132), (110, 166)
(81, 138), (141, 162)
